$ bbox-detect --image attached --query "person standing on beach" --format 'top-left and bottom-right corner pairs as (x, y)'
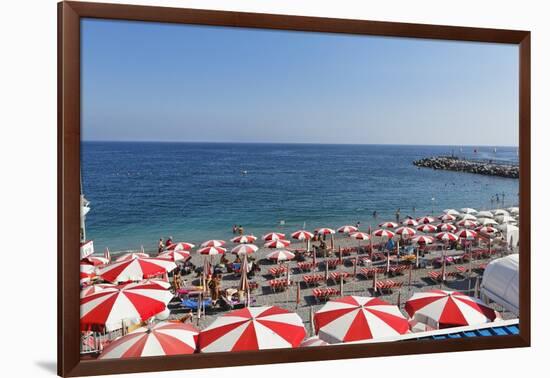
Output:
(372, 210), (377, 219)
(356, 221), (361, 230)
(238, 225), (244, 235)
(158, 238), (164, 253)
(232, 225), (238, 234)
(395, 208), (401, 223)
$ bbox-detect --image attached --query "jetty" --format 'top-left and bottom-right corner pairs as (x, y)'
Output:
(413, 156), (519, 178)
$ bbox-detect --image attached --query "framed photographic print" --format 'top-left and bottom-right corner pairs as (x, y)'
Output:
(58, 1), (531, 376)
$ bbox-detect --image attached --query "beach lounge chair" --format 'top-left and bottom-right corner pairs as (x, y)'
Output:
(375, 280), (403, 294)
(312, 288), (340, 302)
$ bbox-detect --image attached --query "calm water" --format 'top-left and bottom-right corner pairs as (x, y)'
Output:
(82, 142), (519, 252)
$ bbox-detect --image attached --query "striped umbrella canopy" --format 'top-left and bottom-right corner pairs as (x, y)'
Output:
(99, 322), (199, 359)
(81, 283), (117, 298)
(435, 232), (458, 242)
(411, 235), (434, 244)
(314, 296), (409, 343)
(349, 232), (370, 241)
(477, 226), (498, 235)
(262, 232), (286, 241)
(117, 279), (172, 290)
(264, 239), (291, 249)
(98, 258), (177, 283)
(167, 242), (195, 251)
(338, 225), (358, 234)
(266, 249), (295, 262)
(80, 281), (174, 331)
(316, 227), (336, 235)
(459, 213), (477, 221)
(157, 250), (191, 262)
(456, 229), (478, 240)
(457, 219), (479, 229)
(476, 211), (494, 219)
(231, 244), (258, 256)
(198, 246), (226, 256)
(402, 218), (419, 227)
(417, 216), (435, 224)
(439, 213), (456, 222)
(198, 306), (306, 352)
(80, 262), (96, 285)
(396, 226), (416, 238)
(416, 224), (437, 233)
(405, 290), (498, 329)
(82, 255), (110, 267)
(300, 336), (329, 347)
(479, 218), (499, 226)
(231, 235), (257, 244)
(443, 209), (460, 216)
(460, 208), (478, 214)
(115, 252), (150, 262)
(372, 229), (395, 239)
(437, 223), (457, 232)
(378, 221), (398, 228)
(291, 230), (314, 241)
(200, 240), (226, 248)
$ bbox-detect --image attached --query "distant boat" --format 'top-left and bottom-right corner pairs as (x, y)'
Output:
(493, 147), (497, 153)
(241, 170), (248, 175)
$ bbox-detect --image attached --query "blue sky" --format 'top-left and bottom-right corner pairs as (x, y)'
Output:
(81, 19), (519, 146)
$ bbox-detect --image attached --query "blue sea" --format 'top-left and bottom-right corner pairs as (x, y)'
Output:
(81, 142), (519, 252)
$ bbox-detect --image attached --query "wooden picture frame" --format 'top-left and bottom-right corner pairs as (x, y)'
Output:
(58, 1), (531, 376)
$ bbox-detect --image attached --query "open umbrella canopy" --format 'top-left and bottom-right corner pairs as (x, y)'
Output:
(314, 296), (409, 343)
(115, 252), (150, 262)
(266, 249), (295, 262)
(459, 213), (477, 221)
(198, 246), (227, 256)
(411, 235), (434, 244)
(437, 223), (457, 232)
(81, 283), (117, 298)
(198, 306), (306, 352)
(456, 229), (478, 240)
(457, 219), (479, 229)
(373, 229), (395, 238)
(80, 281), (174, 332)
(262, 232), (286, 241)
(507, 207), (519, 215)
(349, 232), (370, 240)
(479, 218), (499, 226)
(80, 262), (96, 285)
(460, 208), (478, 214)
(405, 290), (498, 329)
(316, 227), (336, 235)
(439, 213), (456, 222)
(200, 240), (226, 248)
(417, 216), (435, 224)
(157, 250), (191, 262)
(396, 226), (416, 238)
(300, 336), (329, 347)
(435, 232), (458, 242)
(231, 244), (258, 255)
(231, 235), (257, 244)
(443, 209), (460, 216)
(476, 211), (494, 219)
(99, 322), (199, 359)
(82, 255), (110, 267)
(493, 209), (510, 216)
(291, 230), (314, 240)
(337, 225), (358, 234)
(264, 239), (291, 249)
(416, 224), (437, 233)
(477, 226), (498, 235)
(378, 222), (398, 228)
(98, 258), (177, 283)
(402, 218), (419, 227)
(495, 215), (516, 224)
(167, 242), (195, 251)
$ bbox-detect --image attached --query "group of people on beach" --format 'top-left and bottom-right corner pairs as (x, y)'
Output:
(157, 236), (176, 253)
(232, 225), (245, 235)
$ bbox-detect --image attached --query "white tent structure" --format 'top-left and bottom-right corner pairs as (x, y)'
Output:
(480, 254), (519, 316)
(498, 223), (519, 247)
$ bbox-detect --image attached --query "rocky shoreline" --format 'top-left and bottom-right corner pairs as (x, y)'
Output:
(413, 156), (519, 178)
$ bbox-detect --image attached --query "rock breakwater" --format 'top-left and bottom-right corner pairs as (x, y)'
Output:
(413, 156), (519, 178)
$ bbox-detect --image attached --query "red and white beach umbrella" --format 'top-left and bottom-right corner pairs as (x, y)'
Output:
(231, 235), (257, 244)
(477, 226), (498, 235)
(402, 218), (419, 227)
(396, 226), (416, 238)
(98, 258), (177, 283)
(338, 225), (358, 234)
(373, 229), (395, 239)
(99, 322), (199, 359)
(439, 213), (456, 222)
(200, 240), (226, 248)
(167, 242), (195, 251)
(198, 306), (306, 352)
(300, 336), (329, 347)
(416, 224), (437, 233)
(80, 281), (174, 331)
(417, 216), (435, 224)
(443, 209), (460, 216)
(231, 244), (258, 256)
(80, 283), (117, 298)
(264, 239), (291, 249)
(457, 219), (479, 229)
(460, 213), (477, 221)
(115, 252), (150, 262)
(198, 246), (226, 256)
(316, 228), (336, 235)
(157, 250), (191, 262)
(460, 208), (478, 215)
(80, 263), (97, 285)
(437, 223), (457, 232)
(411, 235), (434, 244)
(266, 249), (295, 262)
(456, 229), (478, 240)
(405, 290), (498, 329)
(314, 296), (409, 343)
(82, 255), (110, 267)
(435, 232), (458, 242)
(262, 232), (286, 241)
(291, 230), (314, 241)
(378, 221), (398, 228)
(349, 232), (370, 241)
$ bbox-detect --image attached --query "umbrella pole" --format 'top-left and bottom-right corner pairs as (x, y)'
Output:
(340, 274), (344, 297)
(309, 305), (315, 335)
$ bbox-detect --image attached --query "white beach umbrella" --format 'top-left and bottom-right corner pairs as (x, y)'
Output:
(402, 218), (419, 227)
(507, 207), (519, 215)
(439, 213), (456, 222)
(495, 215), (516, 224)
(459, 213), (477, 221)
(198, 246), (227, 256)
(443, 209), (460, 216)
(231, 244), (258, 256)
(262, 232), (286, 241)
(456, 219), (479, 229)
(479, 218), (498, 226)
(338, 225), (358, 234)
(231, 235), (257, 244)
(460, 208), (478, 215)
(291, 230), (314, 241)
(200, 240), (226, 248)
(498, 223), (519, 233)
(266, 249), (295, 262)
(493, 209), (510, 216)
(115, 252), (150, 262)
(476, 211), (494, 219)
